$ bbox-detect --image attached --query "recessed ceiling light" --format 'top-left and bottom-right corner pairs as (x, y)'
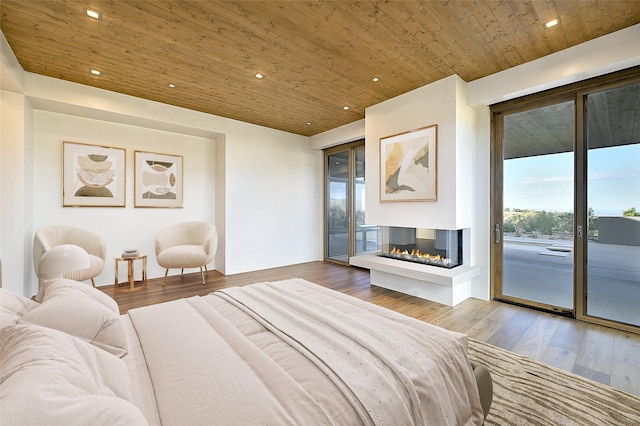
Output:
(168, 83), (176, 88)
(545, 19), (558, 28)
(85, 9), (101, 20)
(343, 106), (349, 111)
(372, 77), (379, 82)
(306, 122), (311, 125)
(90, 69), (101, 76)
(255, 73), (264, 79)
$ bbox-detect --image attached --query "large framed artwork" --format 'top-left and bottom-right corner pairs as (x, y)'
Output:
(380, 124), (437, 202)
(134, 151), (183, 208)
(63, 141), (126, 207)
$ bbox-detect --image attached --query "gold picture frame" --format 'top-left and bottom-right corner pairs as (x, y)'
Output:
(63, 141), (126, 207)
(134, 150), (183, 208)
(380, 124), (437, 202)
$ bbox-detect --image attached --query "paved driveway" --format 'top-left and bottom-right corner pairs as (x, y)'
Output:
(503, 237), (639, 326)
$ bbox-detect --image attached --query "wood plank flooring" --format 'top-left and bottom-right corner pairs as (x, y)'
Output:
(99, 261), (640, 398)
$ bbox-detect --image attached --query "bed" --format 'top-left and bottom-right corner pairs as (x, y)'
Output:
(1, 277), (491, 425)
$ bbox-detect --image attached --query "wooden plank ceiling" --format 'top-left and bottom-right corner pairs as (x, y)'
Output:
(1, 1), (639, 137)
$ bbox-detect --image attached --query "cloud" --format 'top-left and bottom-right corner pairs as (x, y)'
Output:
(516, 189), (552, 195)
(520, 170), (640, 185)
(521, 176), (572, 185)
(588, 171), (640, 181)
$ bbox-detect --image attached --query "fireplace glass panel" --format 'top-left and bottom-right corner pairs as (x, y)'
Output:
(379, 227), (462, 268)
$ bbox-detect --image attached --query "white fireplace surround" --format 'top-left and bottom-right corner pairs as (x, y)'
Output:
(352, 76), (480, 306)
(350, 228), (480, 306)
(350, 254), (481, 306)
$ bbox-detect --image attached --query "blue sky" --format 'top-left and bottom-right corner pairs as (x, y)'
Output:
(504, 144), (640, 215)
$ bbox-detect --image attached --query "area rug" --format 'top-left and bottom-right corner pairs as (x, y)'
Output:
(467, 338), (640, 425)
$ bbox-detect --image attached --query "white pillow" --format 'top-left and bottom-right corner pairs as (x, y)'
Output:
(0, 288), (39, 329)
(18, 279), (127, 357)
(0, 324), (147, 425)
(36, 278), (120, 314)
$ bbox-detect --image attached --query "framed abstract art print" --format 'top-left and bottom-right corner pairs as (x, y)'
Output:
(134, 151), (183, 208)
(379, 124), (437, 202)
(63, 141), (126, 207)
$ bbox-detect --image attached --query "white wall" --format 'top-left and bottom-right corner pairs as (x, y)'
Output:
(0, 91), (33, 294)
(469, 106), (491, 301)
(2, 30), (323, 296)
(308, 119), (365, 151)
(1, 30), (29, 292)
(365, 75), (474, 230)
(454, 78), (476, 229)
(223, 122), (323, 274)
(214, 136), (227, 274)
(31, 110), (217, 289)
(467, 24), (640, 107)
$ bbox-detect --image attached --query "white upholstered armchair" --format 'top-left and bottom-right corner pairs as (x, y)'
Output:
(33, 225), (107, 287)
(155, 222), (217, 285)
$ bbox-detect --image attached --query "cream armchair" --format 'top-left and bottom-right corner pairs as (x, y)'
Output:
(155, 222), (217, 285)
(33, 225), (107, 287)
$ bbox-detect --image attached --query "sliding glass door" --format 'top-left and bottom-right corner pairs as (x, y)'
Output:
(326, 149), (349, 262)
(582, 82), (640, 327)
(492, 68), (640, 332)
(325, 141), (378, 264)
(497, 99), (576, 314)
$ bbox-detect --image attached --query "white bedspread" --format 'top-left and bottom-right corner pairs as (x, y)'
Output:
(128, 278), (483, 425)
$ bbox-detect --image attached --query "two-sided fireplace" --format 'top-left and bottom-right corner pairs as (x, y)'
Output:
(379, 226), (463, 269)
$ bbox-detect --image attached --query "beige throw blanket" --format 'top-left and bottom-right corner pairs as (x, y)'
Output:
(129, 278), (483, 425)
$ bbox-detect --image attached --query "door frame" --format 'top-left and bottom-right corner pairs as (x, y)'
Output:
(324, 140), (365, 265)
(490, 92), (577, 316)
(490, 66), (640, 333)
(574, 74), (640, 332)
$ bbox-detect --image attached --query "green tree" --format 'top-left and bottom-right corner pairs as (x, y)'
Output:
(623, 207), (639, 217)
(510, 210), (535, 236)
(503, 217), (516, 233)
(506, 209), (569, 239)
(329, 205), (346, 228)
(531, 210), (557, 238)
(556, 212), (573, 238)
(587, 207), (598, 239)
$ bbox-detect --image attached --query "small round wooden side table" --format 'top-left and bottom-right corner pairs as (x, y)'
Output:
(115, 254), (147, 292)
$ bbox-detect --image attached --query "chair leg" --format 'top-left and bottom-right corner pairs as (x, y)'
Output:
(162, 269), (169, 286)
(204, 265), (209, 276)
(200, 267), (205, 285)
(91, 278), (96, 288)
(181, 268), (184, 277)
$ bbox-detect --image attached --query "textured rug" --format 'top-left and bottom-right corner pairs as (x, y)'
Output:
(467, 338), (640, 426)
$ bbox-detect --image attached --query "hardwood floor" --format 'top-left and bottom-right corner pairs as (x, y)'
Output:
(99, 261), (640, 398)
